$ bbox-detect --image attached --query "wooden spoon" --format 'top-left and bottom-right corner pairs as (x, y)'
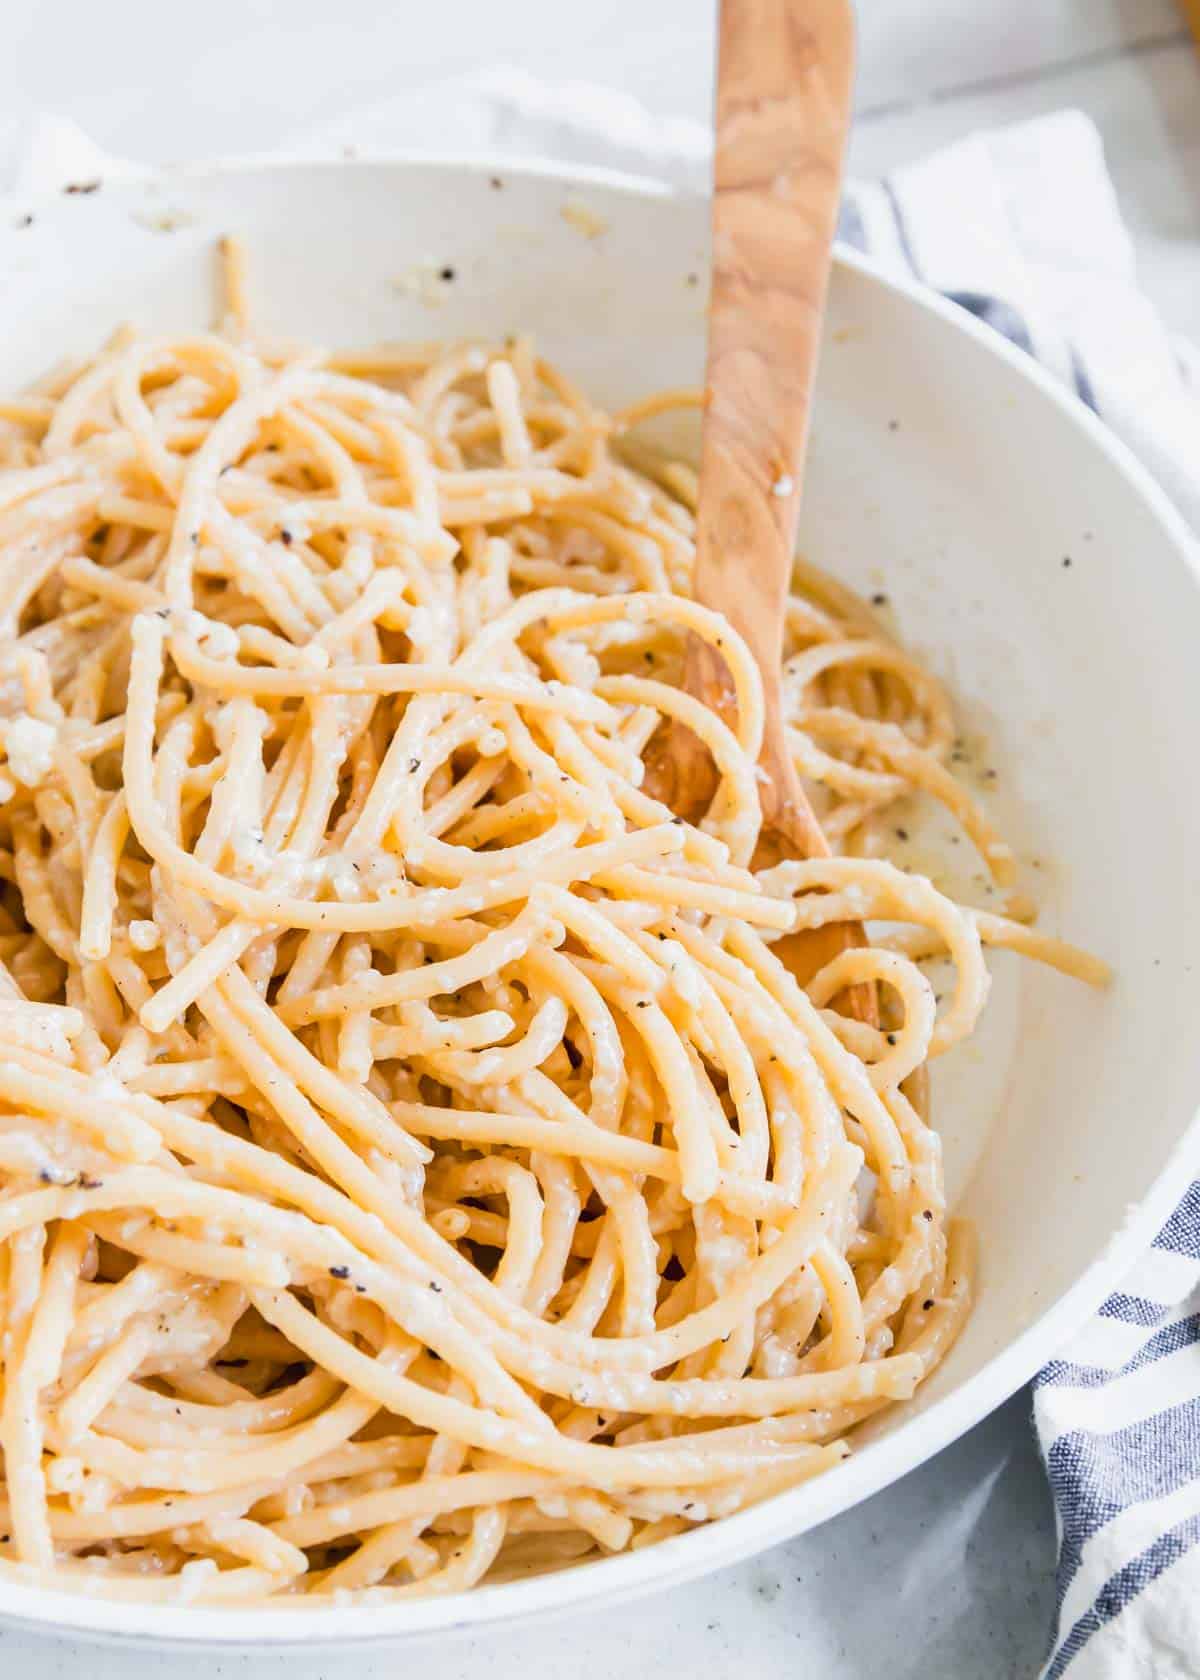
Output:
(649, 0), (875, 1019)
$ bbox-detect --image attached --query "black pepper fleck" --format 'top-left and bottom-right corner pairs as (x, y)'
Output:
(871, 593), (888, 606)
(280, 528), (293, 546)
(440, 266), (456, 282)
(1062, 555), (1072, 568)
(64, 180), (101, 195)
(408, 758), (421, 772)
(328, 1265), (351, 1279)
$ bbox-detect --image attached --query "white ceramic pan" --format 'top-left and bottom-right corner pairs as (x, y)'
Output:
(1, 157), (1198, 1647)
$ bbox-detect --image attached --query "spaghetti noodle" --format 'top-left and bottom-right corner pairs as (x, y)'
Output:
(0, 250), (1105, 1603)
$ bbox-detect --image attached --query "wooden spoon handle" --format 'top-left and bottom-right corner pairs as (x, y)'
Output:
(690, 0), (854, 857)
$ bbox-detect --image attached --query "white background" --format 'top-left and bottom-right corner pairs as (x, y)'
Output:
(2, 3), (1198, 1676)
(6, 0), (1199, 338)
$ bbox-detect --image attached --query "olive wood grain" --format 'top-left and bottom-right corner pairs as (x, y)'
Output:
(660, 0), (875, 1022)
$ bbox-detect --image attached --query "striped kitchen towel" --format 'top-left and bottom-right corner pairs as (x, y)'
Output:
(7, 90), (1200, 1679)
(837, 108), (1200, 532)
(1033, 1188), (1200, 1677)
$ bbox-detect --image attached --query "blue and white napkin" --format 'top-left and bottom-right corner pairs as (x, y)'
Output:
(4, 80), (1200, 1680)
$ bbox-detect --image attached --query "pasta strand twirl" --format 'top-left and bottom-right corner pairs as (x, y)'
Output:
(0, 244), (1105, 1606)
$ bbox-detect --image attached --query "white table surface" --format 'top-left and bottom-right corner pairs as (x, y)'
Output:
(1, 5), (1197, 1676)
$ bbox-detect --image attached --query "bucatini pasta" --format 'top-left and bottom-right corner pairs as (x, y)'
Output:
(0, 245), (1105, 1604)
